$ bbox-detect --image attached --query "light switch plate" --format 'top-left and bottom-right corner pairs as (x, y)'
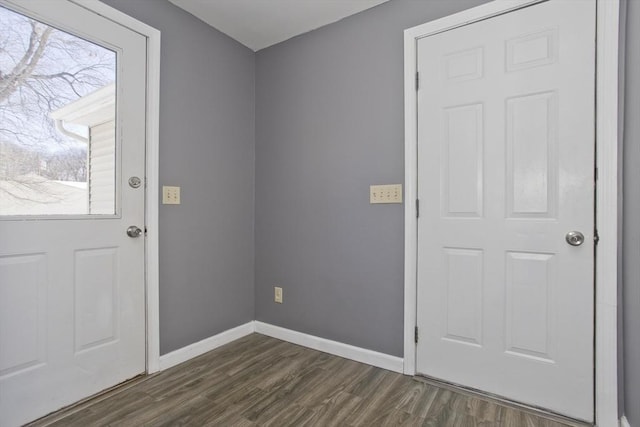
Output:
(162, 186), (181, 204)
(370, 184), (403, 204)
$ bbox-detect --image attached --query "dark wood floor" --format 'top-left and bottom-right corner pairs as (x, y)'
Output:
(29, 334), (590, 427)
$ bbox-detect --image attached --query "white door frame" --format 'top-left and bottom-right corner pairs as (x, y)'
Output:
(70, 0), (162, 374)
(403, 1), (621, 425)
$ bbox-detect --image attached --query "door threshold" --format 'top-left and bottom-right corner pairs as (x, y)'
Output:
(413, 374), (592, 427)
(26, 374), (149, 427)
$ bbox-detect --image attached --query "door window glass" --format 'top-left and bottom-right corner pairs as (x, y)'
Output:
(0, 6), (116, 216)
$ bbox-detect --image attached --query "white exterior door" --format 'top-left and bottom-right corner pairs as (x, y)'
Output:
(0, 2), (147, 426)
(416, 0), (595, 421)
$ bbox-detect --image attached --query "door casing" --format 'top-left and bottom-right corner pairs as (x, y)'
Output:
(403, 1), (621, 425)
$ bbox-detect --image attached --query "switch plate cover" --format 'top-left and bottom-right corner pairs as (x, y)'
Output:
(370, 184), (403, 204)
(163, 186), (181, 204)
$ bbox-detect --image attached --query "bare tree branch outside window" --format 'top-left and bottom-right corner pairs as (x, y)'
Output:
(0, 5), (116, 212)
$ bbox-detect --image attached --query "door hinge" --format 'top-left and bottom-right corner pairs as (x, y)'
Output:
(416, 199), (420, 218)
(594, 229), (599, 245)
(415, 71), (420, 91)
(595, 167), (598, 182)
(414, 326), (419, 343)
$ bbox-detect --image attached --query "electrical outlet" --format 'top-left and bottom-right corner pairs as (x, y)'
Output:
(162, 186), (181, 204)
(370, 184), (403, 204)
(274, 286), (283, 304)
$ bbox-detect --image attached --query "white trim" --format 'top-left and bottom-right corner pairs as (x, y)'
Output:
(254, 321), (404, 373)
(620, 416), (631, 427)
(595, 0), (622, 425)
(403, 0), (544, 42)
(403, 24), (417, 376)
(159, 322), (256, 371)
(50, 83), (115, 127)
(403, 1), (621, 425)
(71, 0), (163, 375)
(145, 30), (162, 374)
(158, 321), (406, 375)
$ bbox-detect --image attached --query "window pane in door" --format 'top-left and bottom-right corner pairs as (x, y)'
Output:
(0, 5), (116, 216)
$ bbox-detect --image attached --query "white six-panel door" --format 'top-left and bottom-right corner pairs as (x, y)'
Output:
(416, 0), (595, 421)
(0, 2), (147, 426)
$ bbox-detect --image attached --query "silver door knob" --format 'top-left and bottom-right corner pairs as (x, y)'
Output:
(127, 226), (143, 238)
(128, 176), (142, 188)
(566, 231), (584, 246)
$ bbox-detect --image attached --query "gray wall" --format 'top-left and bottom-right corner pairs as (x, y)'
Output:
(97, 2), (640, 419)
(101, 0), (255, 355)
(623, 0), (640, 423)
(255, 0), (489, 357)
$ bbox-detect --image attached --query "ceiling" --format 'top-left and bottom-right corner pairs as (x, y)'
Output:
(168, 0), (390, 51)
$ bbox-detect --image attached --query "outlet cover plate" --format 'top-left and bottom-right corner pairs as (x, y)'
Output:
(274, 286), (283, 303)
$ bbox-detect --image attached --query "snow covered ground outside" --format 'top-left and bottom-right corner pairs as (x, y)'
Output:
(0, 175), (88, 215)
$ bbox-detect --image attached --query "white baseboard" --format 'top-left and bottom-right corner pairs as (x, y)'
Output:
(158, 321), (255, 370)
(621, 416), (631, 427)
(254, 321), (404, 373)
(157, 320), (404, 374)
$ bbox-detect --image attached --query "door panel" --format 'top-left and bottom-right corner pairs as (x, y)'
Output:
(416, 0), (595, 420)
(504, 251), (556, 361)
(442, 104), (483, 217)
(506, 91), (558, 217)
(0, 2), (146, 426)
(0, 254), (47, 376)
(443, 248), (483, 346)
(74, 247), (119, 352)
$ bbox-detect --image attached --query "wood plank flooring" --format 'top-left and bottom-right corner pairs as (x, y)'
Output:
(29, 334), (591, 427)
